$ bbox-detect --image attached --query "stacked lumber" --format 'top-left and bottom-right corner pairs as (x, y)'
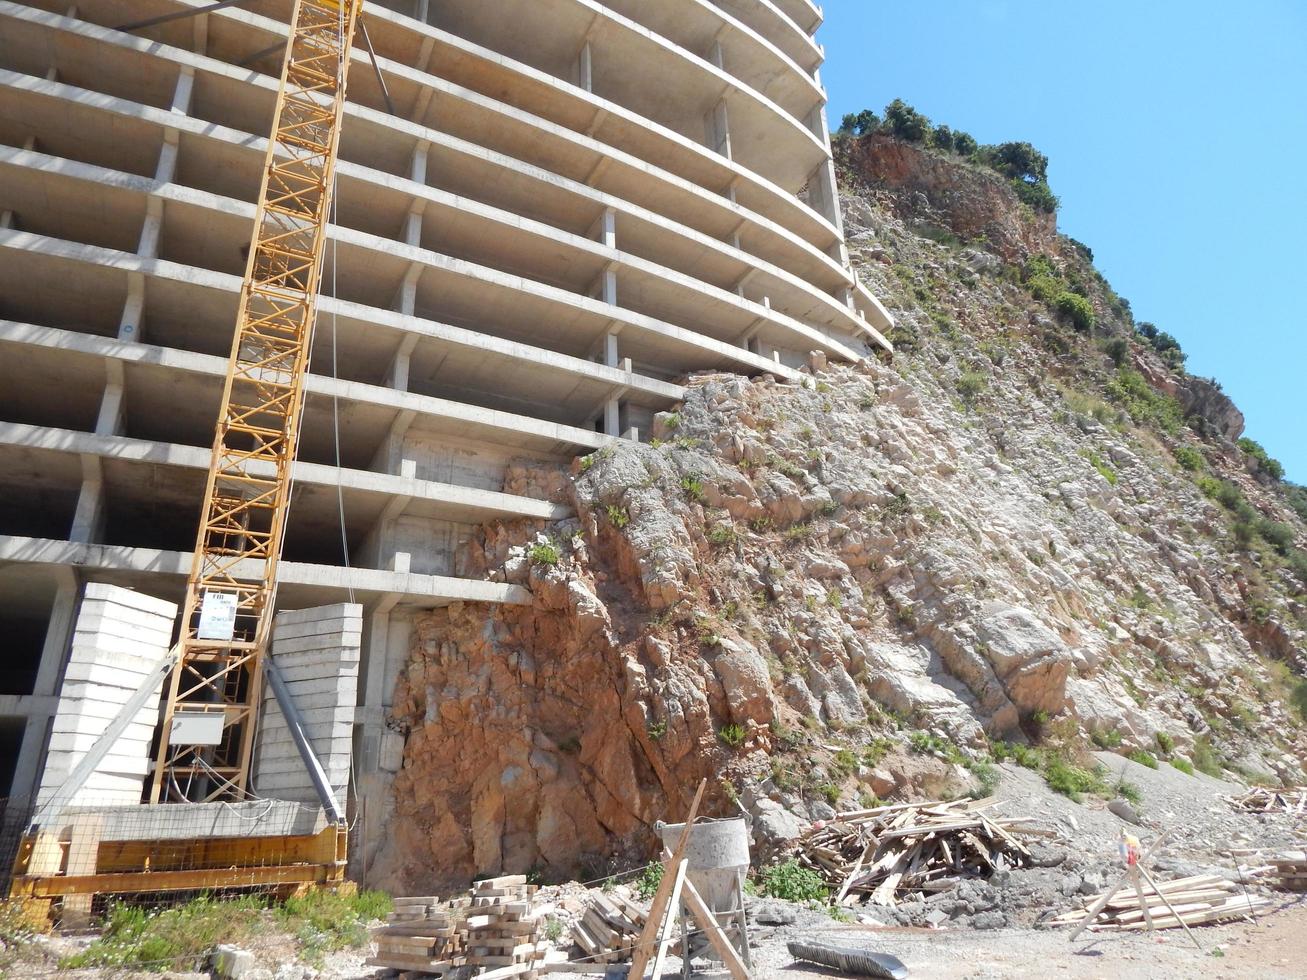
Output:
(1265, 850), (1307, 891)
(367, 876), (548, 978)
(465, 875), (548, 979)
(1049, 874), (1271, 931)
(368, 895), (470, 974)
(568, 889), (647, 964)
(790, 798), (1045, 906)
(1227, 786), (1307, 814)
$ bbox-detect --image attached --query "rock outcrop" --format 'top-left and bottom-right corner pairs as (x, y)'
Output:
(372, 134), (1307, 893)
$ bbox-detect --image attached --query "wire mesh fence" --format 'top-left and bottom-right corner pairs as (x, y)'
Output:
(0, 796), (35, 895)
(3, 794), (345, 929)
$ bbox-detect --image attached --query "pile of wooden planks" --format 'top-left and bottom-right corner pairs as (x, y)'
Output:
(1264, 851), (1307, 891)
(1228, 786), (1307, 814)
(465, 875), (549, 978)
(367, 875), (548, 978)
(789, 797), (1047, 907)
(568, 889), (647, 964)
(1228, 846), (1307, 891)
(1049, 874), (1270, 932)
(368, 895), (470, 974)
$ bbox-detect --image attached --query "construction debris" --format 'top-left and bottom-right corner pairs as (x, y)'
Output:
(1227, 786), (1307, 814)
(789, 798), (1046, 906)
(367, 876), (548, 978)
(1049, 874), (1270, 932)
(568, 890), (646, 964)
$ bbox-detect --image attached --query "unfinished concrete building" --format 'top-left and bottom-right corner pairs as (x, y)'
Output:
(0, 0), (891, 843)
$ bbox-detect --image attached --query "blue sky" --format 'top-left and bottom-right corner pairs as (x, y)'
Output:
(818, 0), (1306, 483)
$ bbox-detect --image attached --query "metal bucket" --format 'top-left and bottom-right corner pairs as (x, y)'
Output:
(657, 816), (750, 914)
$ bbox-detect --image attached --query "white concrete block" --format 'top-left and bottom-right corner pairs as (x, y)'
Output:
(81, 582), (179, 619)
(271, 616), (364, 642)
(273, 603), (361, 627)
(36, 585), (176, 808)
(267, 636), (362, 659)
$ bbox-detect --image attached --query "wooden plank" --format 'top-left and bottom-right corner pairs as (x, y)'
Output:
(648, 859), (687, 980)
(14, 860), (338, 897)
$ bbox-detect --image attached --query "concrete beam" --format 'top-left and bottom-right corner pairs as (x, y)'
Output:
(0, 535), (534, 607)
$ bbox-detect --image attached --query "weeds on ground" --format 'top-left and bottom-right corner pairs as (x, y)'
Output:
(1113, 778), (1143, 806)
(1043, 758), (1111, 802)
(757, 860), (827, 903)
(61, 895), (267, 972)
(0, 900), (37, 972)
(1191, 735), (1223, 777)
(278, 889), (391, 964)
(1126, 749), (1159, 770)
(1090, 729), (1124, 749)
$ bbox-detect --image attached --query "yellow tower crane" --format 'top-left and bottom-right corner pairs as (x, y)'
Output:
(148, 0), (365, 805)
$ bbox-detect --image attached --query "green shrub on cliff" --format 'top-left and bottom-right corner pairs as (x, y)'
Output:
(1237, 437), (1285, 481)
(1056, 292), (1095, 332)
(1104, 368), (1184, 434)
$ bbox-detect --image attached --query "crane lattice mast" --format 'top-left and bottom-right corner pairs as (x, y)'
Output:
(149, 0), (363, 804)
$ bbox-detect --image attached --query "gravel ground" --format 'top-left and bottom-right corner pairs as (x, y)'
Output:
(750, 896), (1307, 979)
(10, 759), (1303, 979)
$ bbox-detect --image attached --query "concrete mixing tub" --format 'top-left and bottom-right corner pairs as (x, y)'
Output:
(657, 816), (750, 914)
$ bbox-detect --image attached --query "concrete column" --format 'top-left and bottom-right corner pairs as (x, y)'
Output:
(136, 68), (193, 267)
(352, 602), (408, 883)
(708, 39), (726, 70)
(117, 273), (145, 343)
(409, 139), (430, 188)
(574, 40), (593, 92)
(385, 334), (419, 391)
(68, 457), (105, 544)
(598, 266), (617, 305)
(706, 99), (732, 159)
(32, 568), (77, 698)
(598, 207), (616, 249)
(35, 584), (178, 808)
(254, 603), (362, 804)
(94, 361), (125, 436)
(9, 713), (53, 807)
(71, 362), (126, 543)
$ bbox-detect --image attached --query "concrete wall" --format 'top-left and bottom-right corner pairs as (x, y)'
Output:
(254, 603), (362, 805)
(34, 582), (175, 809)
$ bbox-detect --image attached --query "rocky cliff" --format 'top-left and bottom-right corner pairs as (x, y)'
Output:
(371, 134), (1307, 893)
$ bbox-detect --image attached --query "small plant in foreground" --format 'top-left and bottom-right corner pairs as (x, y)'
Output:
(758, 860), (828, 903)
(605, 504), (630, 529)
(1170, 758), (1195, 776)
(634, 862), (663, 900)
